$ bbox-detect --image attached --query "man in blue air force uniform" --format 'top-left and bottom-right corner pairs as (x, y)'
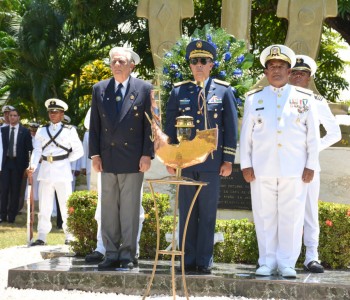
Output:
(165, 40), (238, 274)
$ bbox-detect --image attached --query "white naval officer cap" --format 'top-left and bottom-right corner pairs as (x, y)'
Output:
(260, 44), (296, 68)
(2, 105), (15, 113)
(109, 46), (140, 65)
(292, 55), (317, 76)
(45, 98), (68, 111)
(63, 115), (71, 124)
(28, 121), (40, 128)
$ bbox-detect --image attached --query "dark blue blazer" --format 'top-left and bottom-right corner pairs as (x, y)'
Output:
(89, 76), (154, 174)
(1, 124), (33, 172)
(165, 78), (238, 172)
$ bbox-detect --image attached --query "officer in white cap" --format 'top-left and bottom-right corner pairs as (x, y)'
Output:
(1, 105), (15, 126)
(240, 45), (320, 278)
(28, 98), (84, 246)
(289, 55), (341, 273)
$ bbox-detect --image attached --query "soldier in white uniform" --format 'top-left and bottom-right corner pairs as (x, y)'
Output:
(289, 55), (341, 273)
(29, 99), (84, 246)
(240, 45), (320, 278)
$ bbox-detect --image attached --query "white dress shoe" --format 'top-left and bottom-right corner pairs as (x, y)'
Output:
(255, 265), (277, 276)
(280, 267), (297, 278)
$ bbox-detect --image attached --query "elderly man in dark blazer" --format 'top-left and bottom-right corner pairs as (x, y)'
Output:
(0, 108), (33, 223)
(89, 46), (154, 270)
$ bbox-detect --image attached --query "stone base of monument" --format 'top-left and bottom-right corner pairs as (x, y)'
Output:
(8, 254), (350, 299)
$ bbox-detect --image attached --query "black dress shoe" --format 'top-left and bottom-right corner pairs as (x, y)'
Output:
(175, 265), (197, 274)
(133, 257), (139, 267)
(120, 260), (134, 270)
(98, 258), (120, 271)
(304, 261), (324, 273)
(197, 266), (212, 275)
(30, 239), (46, 246)
(85, 251), (104, 263)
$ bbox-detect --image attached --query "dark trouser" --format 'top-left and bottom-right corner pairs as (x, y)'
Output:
(0, 159), (24, 222)
(179, 171), (220, 268)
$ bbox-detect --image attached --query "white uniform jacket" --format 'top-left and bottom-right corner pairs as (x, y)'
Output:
(240, 84), (319, 177)
(314, 94), (341, 151)
(31, 122), (84, 182)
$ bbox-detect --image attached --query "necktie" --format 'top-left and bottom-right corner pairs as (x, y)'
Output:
(8, 127), (15, 158)
(115, 83), (124, 113)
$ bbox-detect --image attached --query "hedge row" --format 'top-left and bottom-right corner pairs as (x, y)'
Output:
(66, 191), (350, 269)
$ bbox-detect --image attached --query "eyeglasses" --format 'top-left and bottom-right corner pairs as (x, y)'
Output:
(189, 57), (212, 65)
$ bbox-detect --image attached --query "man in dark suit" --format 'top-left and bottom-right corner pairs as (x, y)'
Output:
(89, 46), (154, 270)
(0, 108), (33, 223)
(165, 40), (238, 274)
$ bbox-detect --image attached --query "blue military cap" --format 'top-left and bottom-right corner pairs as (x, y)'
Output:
(186, 40), (216, 60)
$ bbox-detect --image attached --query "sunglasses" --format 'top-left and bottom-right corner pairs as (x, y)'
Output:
(189, 57), (212, 65)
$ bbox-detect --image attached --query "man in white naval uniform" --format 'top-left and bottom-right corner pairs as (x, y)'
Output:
(289, 55), (341, 273)
(240, 45), (320, 278)
(29, 99), (83, 246)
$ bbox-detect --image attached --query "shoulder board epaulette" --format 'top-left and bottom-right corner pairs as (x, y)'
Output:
(213, 79), (230, 86)
(314, 94), (325, 101)
(246, 86), (264, 96)
(63, 124), (73, 129)
(174, 80), (192, 87)
(295, 86), (313, 96)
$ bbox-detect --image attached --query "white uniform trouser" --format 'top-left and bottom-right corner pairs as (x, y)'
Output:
(303, 171), (320, 265)
(94, 172), (144, 256)
(37, 180), (73, 242)
(251, 176), (307, 270)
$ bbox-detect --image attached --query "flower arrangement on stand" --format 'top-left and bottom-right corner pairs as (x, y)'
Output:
(159, 24), (255, 122)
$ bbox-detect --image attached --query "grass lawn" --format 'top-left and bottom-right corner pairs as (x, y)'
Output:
(0, 202), (66, 249)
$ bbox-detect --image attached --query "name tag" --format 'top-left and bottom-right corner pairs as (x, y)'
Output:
(180, 98), (190, 105)
(256, 107), (264, 111)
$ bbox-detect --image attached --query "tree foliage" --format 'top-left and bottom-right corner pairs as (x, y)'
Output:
(0, 0), (349, 124)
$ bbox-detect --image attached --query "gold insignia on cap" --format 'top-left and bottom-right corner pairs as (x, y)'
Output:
(296, 58), (303, 64)
(50, 100), (56, 105)
(196, 41), (202, 48)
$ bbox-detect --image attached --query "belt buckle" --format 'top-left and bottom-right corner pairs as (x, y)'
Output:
(48, 154), (53, 163)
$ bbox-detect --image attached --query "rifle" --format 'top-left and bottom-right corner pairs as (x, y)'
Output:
(26, 151), (34, 246)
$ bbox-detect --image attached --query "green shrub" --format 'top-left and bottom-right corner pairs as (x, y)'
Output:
(66, 191), (350, 269)
(139, 192), (171, 259)
(66, 190), (98, 256)
(317, 201), (350, 269)
(214, 219), (258, 264)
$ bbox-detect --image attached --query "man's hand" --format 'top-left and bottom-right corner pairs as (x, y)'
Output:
(219, 162), (232, 177)
(139, 156), (151, 173)
(166, 166), (176, 175)
(92, 156), (103, 173)
(26, 168), (34, 179)
(302, 168), (314, 183)
(242, 167), (255, 183)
